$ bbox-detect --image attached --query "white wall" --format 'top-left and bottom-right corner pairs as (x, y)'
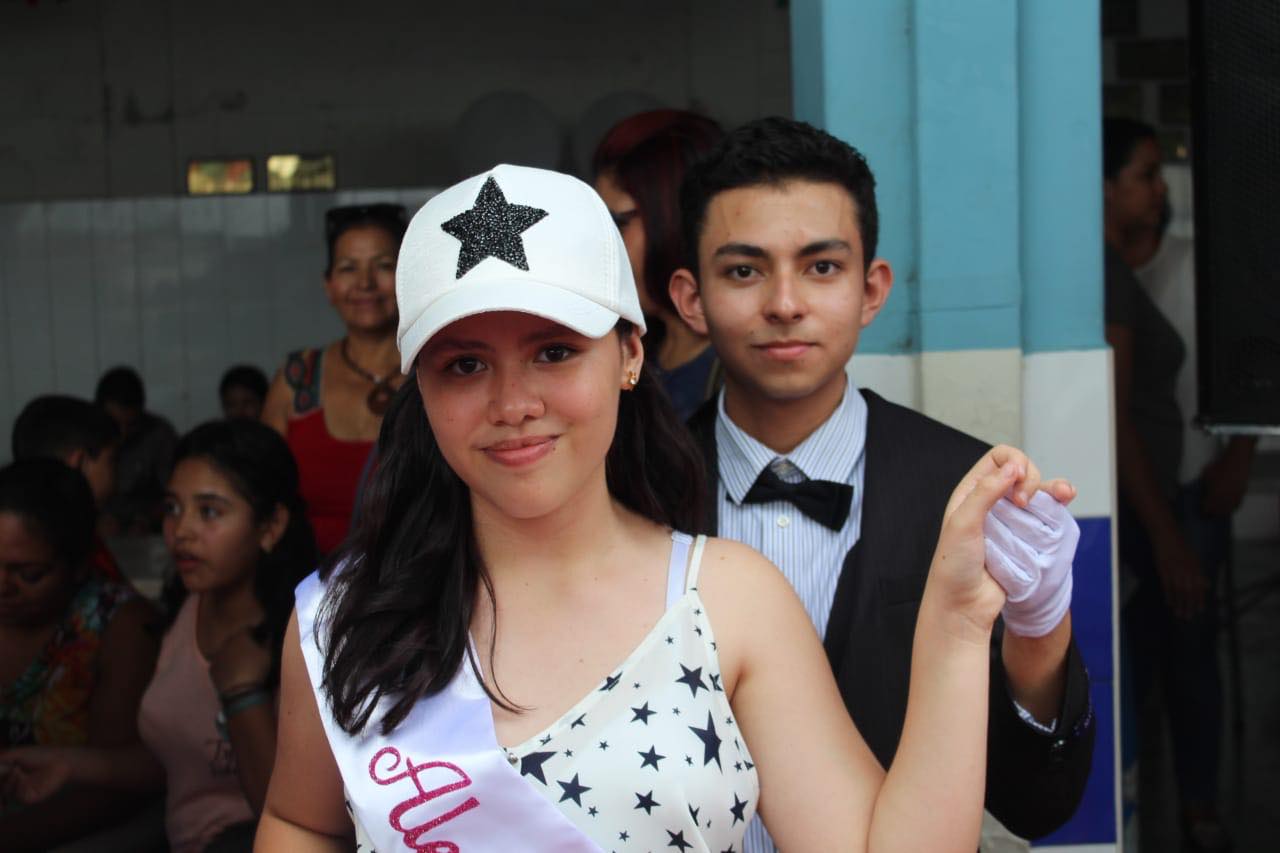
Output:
(0, 187), (436, 462)
(0, 0), (792, 201)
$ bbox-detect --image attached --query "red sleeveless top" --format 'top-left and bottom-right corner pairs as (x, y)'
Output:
(283, 349), (374, 555)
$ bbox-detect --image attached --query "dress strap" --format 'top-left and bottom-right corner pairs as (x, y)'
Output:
(685, 535), (708, 592)
(665, 532), (694, 609)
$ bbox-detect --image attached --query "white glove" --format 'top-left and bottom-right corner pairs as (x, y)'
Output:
(983, 490), (1079, 638)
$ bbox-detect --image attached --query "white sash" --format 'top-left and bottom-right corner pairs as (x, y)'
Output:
(295, 572), (601, 852)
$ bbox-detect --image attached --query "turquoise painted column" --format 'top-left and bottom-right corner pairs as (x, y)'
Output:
(1020, 2), (1106, 351)
(790, 0), (917, 354)
(790, 2), (1116, 849)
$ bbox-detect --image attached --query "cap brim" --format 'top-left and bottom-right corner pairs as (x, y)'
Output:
(399, 278), (622, 374)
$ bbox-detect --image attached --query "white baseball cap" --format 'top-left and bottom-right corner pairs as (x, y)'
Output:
(396, 163), (646, 374)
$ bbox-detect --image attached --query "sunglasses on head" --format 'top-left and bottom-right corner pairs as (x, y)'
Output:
(324, 203), (408, 243)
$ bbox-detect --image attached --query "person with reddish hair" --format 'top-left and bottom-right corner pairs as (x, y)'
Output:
(593, 109), (725, 418)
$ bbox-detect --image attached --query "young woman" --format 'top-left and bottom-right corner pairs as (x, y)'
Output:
(593, 109), (724, 418)
(2, 420), (317, 853)
(262, 203), (409, 555)
(0, 459), (157, 851)
(256, 164), (1077, 852)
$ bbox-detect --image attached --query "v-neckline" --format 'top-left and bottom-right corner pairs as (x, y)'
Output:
(476, 589), (695, 755)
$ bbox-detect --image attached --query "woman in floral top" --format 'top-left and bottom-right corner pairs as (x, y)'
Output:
(0, 458), (159, 850)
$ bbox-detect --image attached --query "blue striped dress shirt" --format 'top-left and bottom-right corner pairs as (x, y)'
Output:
(716, 378), (866, 853)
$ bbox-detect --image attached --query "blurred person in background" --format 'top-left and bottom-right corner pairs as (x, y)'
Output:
(96, 367), (178, 537)
(262, 203), (408, 555)
(593, 109), (725, 419)
(0, 459), (158, 851)
(11, 395), (125, 585)
(1103, 116), (1248, 853)
(218, 366), (269, 422)
(2, 420), (317, 853)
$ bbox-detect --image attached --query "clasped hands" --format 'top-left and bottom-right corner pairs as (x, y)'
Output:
(935, 446), (1080, 639)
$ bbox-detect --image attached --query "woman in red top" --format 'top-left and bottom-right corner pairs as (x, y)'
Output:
(262, 204), (409, 554)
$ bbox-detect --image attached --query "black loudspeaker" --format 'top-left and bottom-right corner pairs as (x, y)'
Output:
(1190, 0), (1280, 432)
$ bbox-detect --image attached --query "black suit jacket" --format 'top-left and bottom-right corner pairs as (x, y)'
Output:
(689, 389), (1095, 839)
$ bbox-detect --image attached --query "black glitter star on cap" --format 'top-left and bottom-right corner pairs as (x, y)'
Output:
(440, 175), (548, 279)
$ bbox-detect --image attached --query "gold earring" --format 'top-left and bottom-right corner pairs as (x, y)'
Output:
(626, 369), (639, 388)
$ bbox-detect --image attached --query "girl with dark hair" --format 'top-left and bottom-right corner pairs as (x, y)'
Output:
(2, 420), (317, 853)
(594, 110), (725, 418)
(0, 459), (158, 851)
(256, 165), (1073, 852)
(262, 203), (409, 554)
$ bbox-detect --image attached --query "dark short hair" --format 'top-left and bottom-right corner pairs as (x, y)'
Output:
(680, 116), (880, 272)
(324, 203), (408, 276)
(593, 110), (724, 316)
(219, 364), (269, 402)
(95, 366), (145, 409)
(1102, 117), (1158, 180)
(0, 458), (97, 569)
(12, 395), (120, 461)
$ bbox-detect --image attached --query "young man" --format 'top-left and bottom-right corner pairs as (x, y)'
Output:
(12, 395), (125, 583)
(670, 117), (1094, 848)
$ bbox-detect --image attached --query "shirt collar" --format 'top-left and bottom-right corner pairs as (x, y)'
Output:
(715, 374), (867, 504)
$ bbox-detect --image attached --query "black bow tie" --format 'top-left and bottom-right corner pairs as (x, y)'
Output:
(742, 465), (853, 531)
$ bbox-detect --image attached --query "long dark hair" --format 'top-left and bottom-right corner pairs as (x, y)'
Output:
(319, 322), (706, 735)
(162, 420), (318, 686)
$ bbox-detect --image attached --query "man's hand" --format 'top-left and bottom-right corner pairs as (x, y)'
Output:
(1201, 439), (1256, 517)
(984, 488), (1079, 638)
(1153, 533), (1207, 620)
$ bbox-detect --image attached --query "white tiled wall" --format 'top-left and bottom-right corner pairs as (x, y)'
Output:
(0, 188), (437, 463)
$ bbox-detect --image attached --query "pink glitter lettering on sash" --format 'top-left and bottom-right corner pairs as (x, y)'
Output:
(369, 746), (481, 852)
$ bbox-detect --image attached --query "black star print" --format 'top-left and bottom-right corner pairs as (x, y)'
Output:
(665, 635), (674, 645)
(734, 761), (743, 772)
(689, 712), (723, 769)
(601, 672), (622, 692)
(711, 641), (717, 650)
(588, 806), (598, 817)
(633, 682), (641, 689)
(631, 702), (656, 725)
(695, 626), (703, 636)
(571, 713), (587, 728)
(710, 673), (723, 692)
(565, 749), (574, 757)
(730, 793), (749, 825)
(685, 755), (693, 766)
(694, 607), (702, 615)
(619, 830), (630, 841)
(676, 664), (708, 698)
(539, 734), (552, 746)
(672, 707), (681, 716)
(745, 761), (755, 770)
(440, 176), (548, 278)
(557, 773), (590, 807)
(688, 804), (701, 824)
(599, 740), (609, 751)
(667, 829), (693, 851)
(518, 750), (556, 785)
(638, 745), (666, 770)
(722, 847), (737, 853)
(635, 790), (660, 814)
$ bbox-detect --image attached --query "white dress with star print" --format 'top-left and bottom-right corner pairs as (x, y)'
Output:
(332, 532), (760, 852)
(492, 532), (759, 852)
